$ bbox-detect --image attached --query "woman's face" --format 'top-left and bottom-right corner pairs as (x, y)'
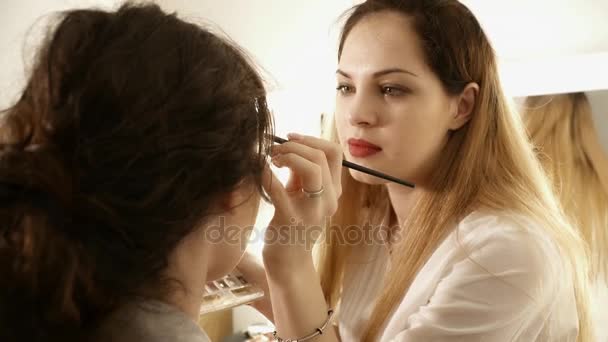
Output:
(335, 11), (464, 186)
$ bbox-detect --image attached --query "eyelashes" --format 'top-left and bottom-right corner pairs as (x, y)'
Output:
(336, 84), (411, 97)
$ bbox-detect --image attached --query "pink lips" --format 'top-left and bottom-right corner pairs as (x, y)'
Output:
(347, 138), (382, 158)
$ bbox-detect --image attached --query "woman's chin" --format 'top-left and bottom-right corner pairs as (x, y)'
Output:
(349, 169), (388, 185)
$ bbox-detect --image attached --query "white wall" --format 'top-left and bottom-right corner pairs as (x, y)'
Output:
(462, 0), (608, 97)
(0, 0), (124, 109)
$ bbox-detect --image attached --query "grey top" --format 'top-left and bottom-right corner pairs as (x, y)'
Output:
(95, 299), (211, 342)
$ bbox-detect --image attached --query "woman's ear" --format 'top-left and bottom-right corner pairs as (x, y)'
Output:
(449, 82), (479, 130)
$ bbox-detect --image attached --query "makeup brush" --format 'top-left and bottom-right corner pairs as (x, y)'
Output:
(271, 135), (415, 188)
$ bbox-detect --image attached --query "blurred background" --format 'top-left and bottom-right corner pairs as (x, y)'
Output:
(1, 1), (606, 340)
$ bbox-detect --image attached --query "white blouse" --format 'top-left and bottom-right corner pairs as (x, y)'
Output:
(338, 211), (580, 341)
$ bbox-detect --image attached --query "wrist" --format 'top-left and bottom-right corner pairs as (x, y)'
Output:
(262, 247), (315, 282)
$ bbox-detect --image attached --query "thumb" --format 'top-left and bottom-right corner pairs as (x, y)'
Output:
(262, 163), (290, 212)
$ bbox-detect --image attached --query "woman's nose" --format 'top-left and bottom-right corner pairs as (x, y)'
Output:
(348, 94), (379, 127)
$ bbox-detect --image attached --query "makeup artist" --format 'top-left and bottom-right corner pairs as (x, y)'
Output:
(239, 0), (595, 341)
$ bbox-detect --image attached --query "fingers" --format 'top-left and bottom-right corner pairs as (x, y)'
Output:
(273, 134), (343, 196)
(272, 152), (323, 195)
(262, 163), (289, 210)
(286, 133), (343, 196)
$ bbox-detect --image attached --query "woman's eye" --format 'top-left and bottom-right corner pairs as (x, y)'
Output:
(382, 86), (407, 96)
(336, 85), (353, 95)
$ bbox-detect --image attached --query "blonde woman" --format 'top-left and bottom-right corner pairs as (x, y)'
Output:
(240, 0), (594, 341)
(523, 93), (608, 341)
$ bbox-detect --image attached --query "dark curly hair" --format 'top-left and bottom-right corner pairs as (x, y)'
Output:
(0, 2), (273, 341)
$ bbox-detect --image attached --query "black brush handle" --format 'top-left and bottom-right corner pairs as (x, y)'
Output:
(270, 135), (415, 188)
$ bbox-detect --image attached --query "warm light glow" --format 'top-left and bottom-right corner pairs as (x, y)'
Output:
(499, 53), (608, 97)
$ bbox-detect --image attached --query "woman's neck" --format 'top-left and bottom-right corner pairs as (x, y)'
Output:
(164, 276), (205, 322)
(162, 231), (209, 321)
(386, 182), (423, 227)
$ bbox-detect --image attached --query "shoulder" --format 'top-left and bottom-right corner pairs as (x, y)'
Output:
(95, 300), (210, 342)
(457, 210), (562, 261)
(451, 210), (568, 295)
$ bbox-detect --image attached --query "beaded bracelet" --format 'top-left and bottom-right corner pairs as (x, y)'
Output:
(272, 309), (335, 342)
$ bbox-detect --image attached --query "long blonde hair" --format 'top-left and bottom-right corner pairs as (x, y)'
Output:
(317, 1), (593, 341)
(524, 93), (608, 282)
